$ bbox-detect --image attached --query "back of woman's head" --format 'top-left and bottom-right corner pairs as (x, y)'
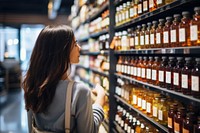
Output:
(22, 25), (74, 113)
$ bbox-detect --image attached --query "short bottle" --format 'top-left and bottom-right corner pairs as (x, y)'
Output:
(150, 21), (158, 48)
(163, 17), (173, 47)
(146, 56), (154, 84)
(170, 14), (181, 47)
(168, 104), (178, 133)
(158, 56), (168, 88)
(151, 56), (161, 86)
(145, 22), (152, 49)
(140, 24), (146, 49)
(174, 107), (187, 133)
(156, 19), (165, 48)
(135, 25), (142, 49)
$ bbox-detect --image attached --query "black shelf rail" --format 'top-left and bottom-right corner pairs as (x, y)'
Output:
(115, 73), (200, 103)
(114, 46), (200, 55)
(90, 28), (109, 38)
(114, 94), (168, 133)
(89, 1), (109, 22)
(80, 50), (109, 55)
(115, 0), (199, 30)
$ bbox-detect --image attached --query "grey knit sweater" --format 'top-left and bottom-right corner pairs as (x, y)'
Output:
(27, 80), (104, 133)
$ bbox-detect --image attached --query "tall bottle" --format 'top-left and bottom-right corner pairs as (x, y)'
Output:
(156, 19), (165, 48)
(145, 22), (152, 49)
(163, 17), (173, 47)
(182, 112), (197, 133)
(179, 11), (191, 47)
(173, 57), (185, 92)
(191, 58), (200, 99)
(140, 24), (146, 49)
(147, 56), (154, 84)
(137, 56), (143, 81)
(128, 28), (135, 50)
(137, 0), (143, 16)
(135, 25), (142, 49)
(168, 104), (178, 133)
(153, 96), (160, 122)
(133, 0), (139, 18)
(141, 56), (147, 82)
(150, 21), (158, 48)
(158, 98), (168, 126)
(152, 56), (161, 86)
(174, 107), (187, 133)
(170, 14), (181, 47)
(165, 57), (177, 90)
(146, 92), (153, 118)
(158, 56), (168, 88)
(143, 0), (149, 13)
(181, 57), (194, 95)
(190, 7), (200, 46)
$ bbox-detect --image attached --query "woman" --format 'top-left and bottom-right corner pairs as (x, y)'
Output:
(22, 25), (106, 133)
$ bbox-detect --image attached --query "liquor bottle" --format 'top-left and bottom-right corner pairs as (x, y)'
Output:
(133, 57), (138, 79)
(174, 107), (187, 133)
(163, 17), (173, 47)
(149, 0), (157, 12)
(153, 96), (160, 122)
(194, 117), (200, 133)
(158, 98), (168, 126)
(117, 31), (122, 50)
(150, 21), (158, 48)
(156, 19), (165, 48)
(140, 24), (146, 49)
(182, 112), (197, 133)
(158, 56), (168, 88)
(125, 1), (131, 23)
(131, 117), (137, 133)
(121, 3), (127, 24)
(128, 28), (134, 50)
(179, 11), (191, 47)
(121, 109), (127, 128)
(137, 0), (143, 15)
(168, 104), (178, 133)
(124, 112), (130, 131)
(165, 57), (176, 90)
(173, 57), (185, 92)
(181, 57), (194, 95)
(147, 56), (154, 84)
(143, 0), (149, 13)
(118, 5), (123, 26)
(135, 25), (142, 49)
(141, 56), (147, 82)
(137, 56), (143, 81)
(146, 92), (153, 117)
(170, 14), (181, 47)
(115, 7), (120, 26)
(129, 2), (134, 19)
(152, 56), (161, 85)
(121, 31), (128, 51)
(135, 119), (141, 133)
(190, 7), (200, 46)
(145, 22), (152, 49)
(116, 56), (122, 74)
(133, 0), (139, 18)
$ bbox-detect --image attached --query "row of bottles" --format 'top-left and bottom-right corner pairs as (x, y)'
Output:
(115, 105), (160, 133)
(114, 7), (200, 50)
(116, 56), (200, 99)
(115, 0), (175, 26)
(115, 81), (200, 131)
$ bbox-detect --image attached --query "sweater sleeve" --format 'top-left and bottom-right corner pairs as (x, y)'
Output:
(75, 83), (104, 133)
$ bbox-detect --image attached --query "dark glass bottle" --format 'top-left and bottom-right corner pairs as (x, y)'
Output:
(168, 104), (178, 133)
(179, 11), (191, 47)
(131, 117), (137, 133)
(181, 57), (194, 95)
(137, 56), (143, 81)
(133, 57), (138, 79)
(150, 21), (158, 48)
(156, 19), (165, 48)
(141, 56), (148, 82)
(173, 57), (185, 92)
(137, 0), (143, 15)
(166, 57), (177, 90)
(174, 107), (187, 133)
(194, 117), (200, 133)
(159, 56), (168, 88)
(163, 17), (173, 47)
(182, 112), (197, 133)
(191, 58), (200, 99)
(152, 57), (161, 86)
(135, 25), (142, 49)
(147, 57), (154, 84)
(145, 22), (152, 49)
(170, 14), (181, 47)
(140, 24), (146, 49)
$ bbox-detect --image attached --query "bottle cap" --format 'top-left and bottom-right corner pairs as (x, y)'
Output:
(162, 56), (167, 60)
(169, 57), (175, 60)
(182, 11), (190, 16)
(142, 24), (146, 27)
(177, 57), (183, 60)
(152, 21), (158, 24)
(147, 22), (152, 26)
(173, 14), (181, 18)
(143, 56), (147, 60)
(185, 57), (192, 61)
(137, 25), (141, 29)
(166, 16), (173, 21)
(195, 58), (200, 62)
(159, 19), (165, 23)
(194, 7), (200, 12)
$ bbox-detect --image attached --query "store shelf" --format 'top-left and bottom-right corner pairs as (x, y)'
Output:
(113, 121), (126, 133)
(90, 28), (109, 38)
(114, 46), (200, 55)
(115, 0), (199, 30)
(114, 94), (168, 133)
(80, 50), (109, 55)
(89, 1), (109, 22)
(78, 36), (90, 42)
(115, 73), (200, 103)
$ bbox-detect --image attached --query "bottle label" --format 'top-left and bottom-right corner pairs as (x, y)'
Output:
(168, 117), (172, 128)
(147, 102), (151, 113)
(122, 12), (125, 21)
(170, 30), (176, 43)
(133, 95), (137, 105)
(142, 99), (146, 110)
(157, 0), (163, 4)
(130, 37), (134, 47)
(182, 128), (189, 133)
(129, 7), (134, 18)
(118, 116), (121, 124)
(156, 33), (161, 44)
(138, 4), (142, 14)
(142, 68), (146, 78)
(137, 67), (141, 77)
(173, 72), (179, 86)
(135, 36), (139, 46)
(134, 67), (137, 76)
(127, 65), (131, 75)
(191, 76), (199, 91)
(150, 34), (155, 45)
(153, 106), (157, 117)
(163, 31), (169, 43)
(149, 0), (154, 8)
(152, 69), (157, 80)
(131, 66), (134, 75)
(179, 28), (186, 42)
(159, 70), (164, 82)
(143, 1), (148, 11)
(190, 25), (198, 41)
(147, 68), (151, 79)
(166, 71), (171, 83)
(125, 123), (128, 131)
(158, 110), (163, 120)
(138, 98), (142, 107)
(145, 34), (149, 45)
(140, 35), (144, 45)
(174, 122), (180, 133)
(181, 74), (188, 89)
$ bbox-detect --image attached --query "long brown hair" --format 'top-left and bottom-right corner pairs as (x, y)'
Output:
(22, 25), (74, 113)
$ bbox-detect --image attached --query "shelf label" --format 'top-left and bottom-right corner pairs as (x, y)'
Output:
(179, 28), (186, 42)
(191, 76), (199, 92)
(190, 25), (198, 41)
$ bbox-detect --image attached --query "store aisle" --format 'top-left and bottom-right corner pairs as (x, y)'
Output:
(0, 90), (107, 133)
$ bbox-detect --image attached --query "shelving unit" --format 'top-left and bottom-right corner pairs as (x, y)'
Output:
(73, 0), (200, 132)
